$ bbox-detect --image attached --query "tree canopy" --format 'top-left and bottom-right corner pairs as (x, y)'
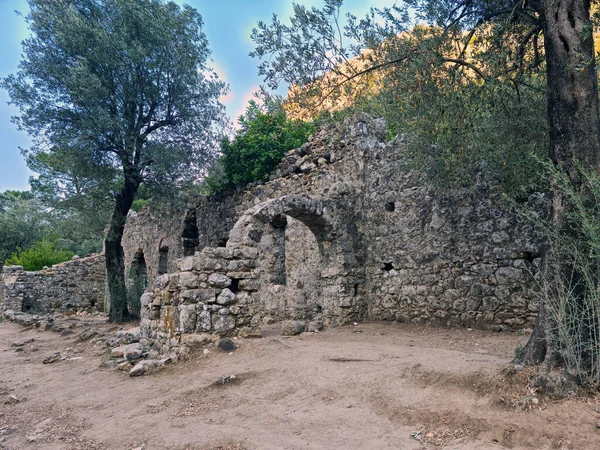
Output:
(251, 0), (600, 387)
(2, 0), (227, 321)
(218, 100), (315, 189)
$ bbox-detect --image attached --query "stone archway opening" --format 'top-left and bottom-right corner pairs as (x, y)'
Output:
(128, 250), (148, 318)
(158, 246), (169, 275)
(259, 214), (323, 320)
(227, 195), (361, 325)
(182, 209), (199, 256)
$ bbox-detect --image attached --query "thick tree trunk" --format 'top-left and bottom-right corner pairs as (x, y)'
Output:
(519, 0), (600, 366)
(543, 0), (600, 174)
(105, 169), (141, 323)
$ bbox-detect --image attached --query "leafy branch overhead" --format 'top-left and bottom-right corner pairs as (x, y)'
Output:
(251, 0), (546, 116)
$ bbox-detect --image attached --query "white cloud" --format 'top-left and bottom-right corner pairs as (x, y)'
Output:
(207, 60), (235, 105)
(230, 85), (262, 129)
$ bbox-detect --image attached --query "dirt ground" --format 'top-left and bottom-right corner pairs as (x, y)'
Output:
(1, 319), (599, 450)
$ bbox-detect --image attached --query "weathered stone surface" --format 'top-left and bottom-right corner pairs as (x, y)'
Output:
(108, 115), (543, 360)
(282, 320), (306, 336)
(212, 314), (235, 335)
(217, 337), (236, 351)
(1, 254), (105, 314)
(116, 328), (141, 345)
(196, 310), (212, 332)
(124, 342), (143, 360)
(208, 273), (231, 289)
(237, 326), (262, 338)
(129, 360), (156, 377)
(178, 304), (197, 333)
(4, 394), (19, 405)
(112, 343), (143, 361)
(307, 319), (324, 332)
(216, 288), (236, 306)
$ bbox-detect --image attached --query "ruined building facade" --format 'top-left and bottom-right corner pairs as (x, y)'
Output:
(118, 116), (542, 356)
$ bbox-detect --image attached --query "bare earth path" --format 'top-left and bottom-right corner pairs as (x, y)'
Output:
(1, 320), (599, 450)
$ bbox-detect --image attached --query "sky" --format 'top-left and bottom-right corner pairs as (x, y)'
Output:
(0, 0), (394, 191)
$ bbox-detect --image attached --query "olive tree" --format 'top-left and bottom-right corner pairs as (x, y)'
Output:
(252, 0), (600, 384)
(2, 0), (226, 321)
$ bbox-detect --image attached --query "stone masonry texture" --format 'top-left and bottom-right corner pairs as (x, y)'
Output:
(118, 115), (542, 357)
(1, 254), (105, 314)
(1, 115), (542, 358)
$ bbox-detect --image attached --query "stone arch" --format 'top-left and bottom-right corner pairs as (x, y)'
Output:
(227, 195), (334, 249)
(227, 195), (359, 325)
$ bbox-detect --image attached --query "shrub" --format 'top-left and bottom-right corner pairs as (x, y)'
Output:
(131, 199), (149, 212)
(5, 237), (74, 271)
(211, 100), (314, 192)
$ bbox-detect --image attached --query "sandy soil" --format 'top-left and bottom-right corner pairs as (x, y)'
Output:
(1, 319), (599, 450)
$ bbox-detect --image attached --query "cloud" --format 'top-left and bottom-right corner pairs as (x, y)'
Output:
(207, 60), (235, 105)
(230, 85), (262, 129)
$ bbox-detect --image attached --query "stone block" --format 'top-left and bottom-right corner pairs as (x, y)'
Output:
(196, 310), (212, 332)
(177, 256), (195, 272)
(179, 272), (200, 289)
(208, 273), (231, 288)
(495, 266), (522, 284)
(179, 304), (197, 333)
(216, 288), (236, 305)
(282, 320), (306, 336)
(482, 296), (500, 311)
(239, 279), (259, 291)
(212, 314), (235, 335)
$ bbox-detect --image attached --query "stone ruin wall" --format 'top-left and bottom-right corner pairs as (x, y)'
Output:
(122, 115), (542, 357)
(0, 254), (105, 314)
(362, 138), (541, 330)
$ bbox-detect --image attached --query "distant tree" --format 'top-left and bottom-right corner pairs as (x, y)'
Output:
(0, 190), (50, 264)
(5, 236), (74, 271)
(2, 0), (226, 321)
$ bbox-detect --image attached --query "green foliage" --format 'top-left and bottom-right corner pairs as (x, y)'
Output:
(2, 0), (227, 322)
(5, 237), (74, 271)
(2, 0), (226, 186)
(251, 1), (549, 195)
(372, 58), (547, 195)
(0, 189), (104, 262)
(206, 100), (314, 192)
(131, 199), (149, 212)
(0, 190), (51, 264)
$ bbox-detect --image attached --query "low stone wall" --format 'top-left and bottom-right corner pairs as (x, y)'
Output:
(140, 246), (261, 355)
(1, 254), (106, 314)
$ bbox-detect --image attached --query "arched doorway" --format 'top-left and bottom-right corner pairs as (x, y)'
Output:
(158, 246), (169, 275)
(227, 195), (362, 325)
(182, 209), (199, 257)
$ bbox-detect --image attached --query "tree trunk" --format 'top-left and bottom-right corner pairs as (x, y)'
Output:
(519, 0), (600, 367)
(105, 169), (141, 323)
(543, 0), (600, 174)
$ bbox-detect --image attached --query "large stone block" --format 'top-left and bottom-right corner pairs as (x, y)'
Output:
(208, 273), (231, 288)
(216, 288), (236, 305)
(212, 314), (235, 335)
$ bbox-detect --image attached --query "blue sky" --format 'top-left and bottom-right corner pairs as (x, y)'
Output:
(0, 0), (392, 191)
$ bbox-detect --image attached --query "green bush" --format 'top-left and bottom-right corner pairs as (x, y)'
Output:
(131, 199), (149, 212)
(5, 237), (74, 271)
(209, 100), (314, 192)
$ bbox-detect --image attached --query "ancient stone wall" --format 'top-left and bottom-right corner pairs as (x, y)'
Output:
(361, 137), (541, 330)
(0, 254), (106, 314)
(124, 115), (543, 358)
